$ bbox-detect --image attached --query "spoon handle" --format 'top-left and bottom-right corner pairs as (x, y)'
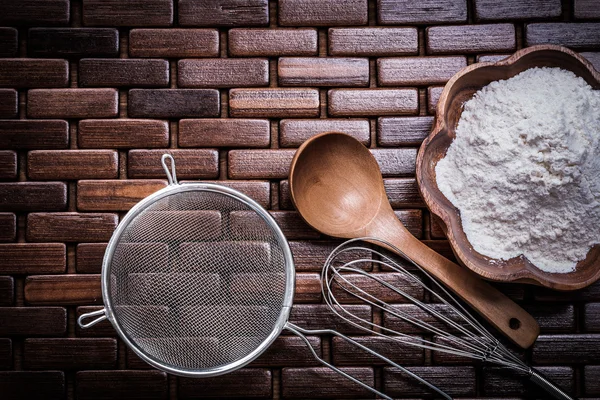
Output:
(372, 218), (540, 349)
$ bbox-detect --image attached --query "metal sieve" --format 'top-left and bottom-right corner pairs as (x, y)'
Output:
(78, 154), (445, 399)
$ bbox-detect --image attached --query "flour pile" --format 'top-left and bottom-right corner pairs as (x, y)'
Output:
(435, 67), (600, 273)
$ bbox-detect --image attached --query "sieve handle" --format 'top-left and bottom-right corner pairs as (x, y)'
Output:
(78, 308), (107, 329)
(161, 154), (178, 185)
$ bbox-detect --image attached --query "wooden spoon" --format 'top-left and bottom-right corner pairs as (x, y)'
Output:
(289, 132), (540, 349)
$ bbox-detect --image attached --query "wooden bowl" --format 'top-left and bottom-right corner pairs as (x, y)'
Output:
(416, 45), (600, 291)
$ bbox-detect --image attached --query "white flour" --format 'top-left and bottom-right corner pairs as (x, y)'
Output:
(435, 67), (600, 273)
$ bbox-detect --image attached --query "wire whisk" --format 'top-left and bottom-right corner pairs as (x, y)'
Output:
(322, 238), (575, 400)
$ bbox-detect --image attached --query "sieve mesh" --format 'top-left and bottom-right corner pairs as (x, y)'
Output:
(106, 187), (290, 373)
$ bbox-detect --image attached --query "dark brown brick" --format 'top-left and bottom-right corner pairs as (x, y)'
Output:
(0, 243), (66, 274)
(328, 89), (419, 116)
(79, 119), (169, 149)
(483, 366), (574, 397)
(0, 276), (13, 306)
(0, 59), (68, 88)
(270, 211), (320, 239)
(24, 274), (102, 305)
(130, 28), (218, 57)
(0, 0), (69, 25)
(523, 304), (576, 333)
(282, 367), (373, 399)
(395, 210), (423, 237)
(378, 0), (468, 24)
(83, 0), (173, 27)
(378, 116), (435, 146)
(228, 149), (295, 179)
(278, 57), (369, 87)
(28, 150), (118, 180)
(0, 120), (68, 149)
(475, 0), (561, 21)
(371, 148), (418, 176)
(26, 212), (118, 242)
(76, 243), (107, 274)
(289, 240), (373, 272)
(430, 215), (447, 238)
(79, 59), (169, 87)
(331, 272), (424, 304)
(428, 86), (444, 114)
(179, 118), (270, 148)
(384, 366), (476, 397)
(128, 89), (220, 118)
(24, 338), (116, 370)
(128, 149), (218, 179)
(76, 371), (168, 400)
(0, 213), (15, 242)
(0, 372), (65, 400)
(230, 88), (319, 117)
(279, 0), (368, 26)
(0, 89), (17, 118)
(526, 23), (600, 49)
(332, 336), (425, 366)
(251, 336), (321, 367)
(178, 58), (268, 88)
(384, 178), (424, 208)
(378, 56), (466, 86)
(329, 27), (418, 56)
(181, 180), (271, 208)
(27, 89), (118, 118)
(75, 307), (115, 337)
(532, 334), (600, 364)
(279, 118), (370, 148)
(289, 304), (371, 334)
(0, 339), (10, 370)
(229, 28), (318, 56)
(575, 0), (600, 19)
(126, 348), (152, 369)
(0, 307), (66, 336)
(77, 179), (167, 211)
(0, 182), (67, 212)
(383, 304), (469, 333)
(427, 24), (516, 54)
(585, 303), (600, 332)
(292, 273), (321, 303)
(179, 369), (271, 399)
(582, 51), (600, 72)
(0, 151), (16, 179)
(28, 28), (119, 57)
(179, 0), (269, 27)
(0, 28), (17, 57)
(535, 279), (600, 302)
(585, 365), (600, 395)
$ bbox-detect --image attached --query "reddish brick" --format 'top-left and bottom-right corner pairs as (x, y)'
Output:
(329, 27), (418, 56)
(378, 56), (467, 86)
(293, 273), (321, 303)
(483, 366), (574, 397)
(585, 303), (600, 332)
(0, 182), (67, 212)
(428, 86), (444, 114)
(0, 372), (65, 400)
(585, 365), (600, 395)
(28, 150), (118, 180)
(526, 23), (600, 49)
(289, 304), (371, 334)
(394, 210), (423, 237)
(282, 367), (373, 399)
(27, 89), (118, 118)
(0, 0), (70, 25)
(0, 307), (66, 336)
(129, 29), (218, 57)
(0, 120), (68, 149)
(0, 213), (16, 242)
(0, 277), (13, 306)
(384, 178), (424, 208)
(270, 211), (320, 239)
(128, 149), (218, 179)
(0, 89), (17, 118)
(28, 28), (119, 57)
(378, 0), (467, 24)
(430, 215), (447, 238)
(251, 336), (322, 367)
(179, 369), (271, 399)
(278, 57), (369, 87)
(384, 366), (476, 397)
(128, 89), (220, 118)
(77, 180), (167, 211)
(581, 52), (600, 72)
(0, 28), (17, 57)
(83, 0), (173, 26)
(328, 89), (418, 116)
(179, 0), (269, 27)
(24, 338), (116, 370)
(332, 336), (425, 366)
(178, 58), (268, 88)
(79, 119), (169, 149)
(575, 0), (600, 19)
(532, 334), (600, 365)
(288, 240), (372, 272)
(230, 88), (320, 118)
(0, 59), (68, 88)
(279, 119), (370, 147)
(76, 243), (107, 274)
(229, 28), (318, 56)
(76, 371), (168, 400)
(0, 151), (16, 179)
(0, 339), (10, 369)
(24, 274), (102, 306)
(475, 0), (561, 21)
(378, 116), (434, 146)
(179, 119), (270, 148)
(79, 59), (169, 87)
(427, 24), (516, 54)
(279, 0), (368, 26)
(26, 212), (118, 242)
(228, 149), (295, 179)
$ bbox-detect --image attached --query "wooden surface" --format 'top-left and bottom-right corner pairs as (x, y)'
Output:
(0, 1), (599, 399)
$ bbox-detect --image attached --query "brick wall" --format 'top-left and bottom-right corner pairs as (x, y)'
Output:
(0, 0), (599, 399)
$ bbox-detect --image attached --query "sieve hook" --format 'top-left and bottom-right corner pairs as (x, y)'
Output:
(78, 308), (107, 329)
(161, 154), (178, 185)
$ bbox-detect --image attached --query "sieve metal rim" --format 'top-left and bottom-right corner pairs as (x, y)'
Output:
(100, 182), (296, 377)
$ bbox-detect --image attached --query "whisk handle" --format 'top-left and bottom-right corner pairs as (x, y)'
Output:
(530, 368), (576, 400)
